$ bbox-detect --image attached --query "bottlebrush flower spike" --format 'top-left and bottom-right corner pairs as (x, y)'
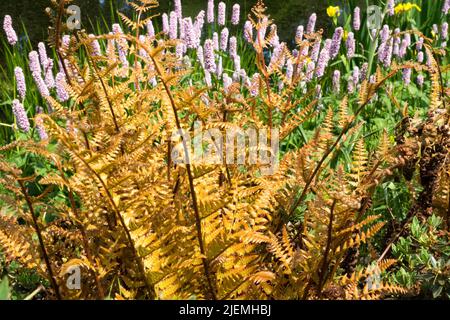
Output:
(296, 25), (304, 42)
(244, 20), (253, 42)
(204, 39), (216, 73)
(249, 73), (260, 97)
(444, 0), (450, 14)
(12, 99), (30, 132)
(306, 61), (315, 81)
(332, 70), (340, 92)
(174, 0), (182, 18)
(311, 40), (320, 62)
(44, 58), (55, 89)
(330, 27), (343, 59)
(229, 36), (237, 59)
(223, 73), (232, 93)
(417, 74), (424, 87)
(194, 10), (205, 38)
(388, 0), (395, 16)
(316, 39), (331, 77)
(213, 32), (219, 50)
(89, 34), (101, 56)
(380, 25), (390, 43)
(14, 67), (26, 101)
(402, 68), (411, 85)
(220, 28), (229, 51)
(147, 21), (155, 38)
(162, 13), (169, 34)
(207, 0), (214, 23)
(346, 32), (355, 59)
(307, 13), (316, 33)
(353, 7), (360, 31)
(231, 4), (240, 25)
(417, 51), (424, 63)
(56, 72), (69, 102)
(38, 42), (48, 68)
(183, 18), (198, 49)
(218, 2), (226, 26)
(169, 11), (178, 40)
(35, 106), (48, 141)
(3, 15), (18, 45)
(29, 51), (42, 76)
(442, 22), (448, 39)
(197, 46), (204, 67)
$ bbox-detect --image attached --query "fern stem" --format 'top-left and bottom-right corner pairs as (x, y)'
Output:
(17, 180), (62, 300)
(147, 49), (217, 300)
(67, 148), (156, 299)
(317, 200), (336, 297)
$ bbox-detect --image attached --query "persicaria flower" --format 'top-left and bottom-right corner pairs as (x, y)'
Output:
(162, 13), (169, 34)
(223, 73), (232, 93)
(147, 21), (155, 38)
(305, 61), (316, 82)
(231, 4), (240, 25)
(38, 42), (48, 68)
(213, 32), (219, 50)
(332, 70), (340, 93)
(35, 107), (48, 141)
(346, 32), (355, 59)
(14, 67), (26, 100)
(285, 60), (293, 83)
(442, 22), (448, 39)
(88, 34), (101, 56)
(316, 39), (331, 77)
(387, 0), (395, 16)
(244, 20), (253, 42)
(399, 38), (408, 58)
(169, 11), (178, 40)
(44, 58), (55, 89)
(330, 27), (343, 59)
(194, 11), (205, 38)
(353, 7), (360, 31)
(352, 66), (360, 84)
(220, 28), (229, 51)
(3, 15), (18, 45)
(402, 68), (411, 85)
(229, 36), (237, 58)
(56, 72), (69, 102)
(197, 46), (204, 67)
(12, 99), (30, 132)
(417, 51), (424, 63)
(416, 74), (424, 87)
(207, 0), (214, 23)
(311, 40), (320, 62)
(203, 39), (216, 73)
(218, 2), (226, 26)
(416, 37), (423, 50)
(29, 51), (42, 76)
(380, 25), (390, 43)
(443, 0), (450, 14)
(307, 13), (316, 33)
(249, 73), (260, 97)
(183, 18), (198, 49)
(174, 0), (182, 18)
(233, 55), (241, 73)
(361, 62), (368, 81)
(296, 25), (304, 42)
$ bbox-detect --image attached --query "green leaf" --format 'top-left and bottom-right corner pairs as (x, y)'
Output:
(0, 277), (10, 300)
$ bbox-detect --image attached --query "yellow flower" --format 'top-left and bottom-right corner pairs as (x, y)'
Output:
(394, 2), (421, 15)
(327, 6), (341, 18)
(343, 30), (349, 41)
